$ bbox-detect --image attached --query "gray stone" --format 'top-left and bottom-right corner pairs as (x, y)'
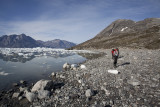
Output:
(51, 72), (56, 77)
(31, 79), (53, 92)
(13, 83), (18, 87)
(12, 92), (20, 98)
(20, 80), (26, 84)
(19, 87), (28, 92)
(63, 63), (71, 70)
(18, 96), (23, 100)
(127, 80), (140, 86)
(101, 86), (110, 96)
(38, 90), (50, 99)
(60, 75), (65, 79)
(85, 89), (94, 98)
(25, 91), (36, 102)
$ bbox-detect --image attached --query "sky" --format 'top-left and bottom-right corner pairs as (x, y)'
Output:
(0, 0), (160, 44)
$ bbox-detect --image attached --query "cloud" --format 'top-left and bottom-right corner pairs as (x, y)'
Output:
(0, 0), (160, 43)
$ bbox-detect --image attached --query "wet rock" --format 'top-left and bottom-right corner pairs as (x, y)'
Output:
(31, 79), (53, 92)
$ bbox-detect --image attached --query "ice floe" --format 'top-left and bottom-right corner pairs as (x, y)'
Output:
(0, 71), (12, 76)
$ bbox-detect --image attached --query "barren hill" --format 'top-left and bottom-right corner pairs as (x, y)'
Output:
(73, 18), (160, 49)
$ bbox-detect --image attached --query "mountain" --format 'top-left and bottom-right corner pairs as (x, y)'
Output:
(38, 39), (76, 48)
(0, 34), (42, 48)
(0, 34), (76, 48)
(73, 18), (160, 49)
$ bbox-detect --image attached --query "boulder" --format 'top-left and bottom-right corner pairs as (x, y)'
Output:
(85, 89), (94, 98)
(25, 91), (36, 102)
(31, 79), (53, 92)
(38, 90), (50, 99)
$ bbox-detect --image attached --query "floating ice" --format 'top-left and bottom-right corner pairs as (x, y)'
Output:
(0, 71), (12, 76)
(0, 48), (98, 63)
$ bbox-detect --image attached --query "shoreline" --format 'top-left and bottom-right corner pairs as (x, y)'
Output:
(0, 48), (160, 107)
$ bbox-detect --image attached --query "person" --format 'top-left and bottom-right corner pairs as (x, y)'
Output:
(111, 48), (119, 68)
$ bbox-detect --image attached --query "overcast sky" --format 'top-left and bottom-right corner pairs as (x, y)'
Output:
(0, 0), (160, 43)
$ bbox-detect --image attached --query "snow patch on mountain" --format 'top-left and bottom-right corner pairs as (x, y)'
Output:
(121, 27), (128, 31)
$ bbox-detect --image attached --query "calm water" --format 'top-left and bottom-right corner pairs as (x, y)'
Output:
(0, 52), (86, 90)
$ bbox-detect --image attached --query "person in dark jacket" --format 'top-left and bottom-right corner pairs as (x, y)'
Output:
(111, 48), (119, 68)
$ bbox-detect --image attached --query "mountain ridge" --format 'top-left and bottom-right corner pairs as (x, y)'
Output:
(0, 34), (76, 48)
(72, 18), (160, 49)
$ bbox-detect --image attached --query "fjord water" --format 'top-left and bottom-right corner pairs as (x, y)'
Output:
(0, 49), (87, 90)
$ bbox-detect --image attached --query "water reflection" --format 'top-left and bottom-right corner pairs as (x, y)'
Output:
(0, 53), (35, 63)
(0, 48), (102, 90)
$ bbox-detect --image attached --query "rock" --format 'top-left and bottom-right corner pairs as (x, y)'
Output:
(127, 79), (140, 86)
(18, 96), (23, 100)
(12, 92), (20, 98)
(20, 80), (26, 84)
(73, 67), (77, 71)
(78, 79), (84, 84)
(38, 90), (50, 99)
(25, 91), (36, 102)
(101, 86), (110, 96)
(63, 63), (71, 70)
(31, 79), (53, 92)
(19, 87), (28, 92)
(51, 72), (56, 77)
(71, 64), (78, 69)
(65, 96), (70, 100)
(13, 83), (19, 87)
(60, 75), (65, 79)
(85, 89), (94, 98)
(80, 65), (86, 69)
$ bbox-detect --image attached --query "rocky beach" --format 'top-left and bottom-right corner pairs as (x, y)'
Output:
(0, 48), (160, 107)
